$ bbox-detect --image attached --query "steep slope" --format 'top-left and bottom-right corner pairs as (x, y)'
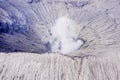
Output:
(0, 52), (120, 80)
(0, 0), (120, 80)
(0, 0), (120, 54)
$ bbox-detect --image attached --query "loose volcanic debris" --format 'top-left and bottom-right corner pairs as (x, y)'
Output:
(0, 0), (120, 54)
(0, 52), (120, 80)
(0, 0), (120, 80)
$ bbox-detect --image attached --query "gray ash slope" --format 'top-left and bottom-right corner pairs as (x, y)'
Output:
(0, 0), (52, 53)
(0, 0), (120, 54)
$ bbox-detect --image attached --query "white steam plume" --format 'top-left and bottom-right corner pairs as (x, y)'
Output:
(50, 16), (83, 54)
